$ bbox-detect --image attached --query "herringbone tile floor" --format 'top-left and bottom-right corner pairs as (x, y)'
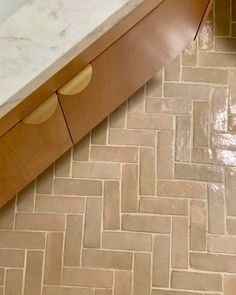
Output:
(1, 1), (236, 294)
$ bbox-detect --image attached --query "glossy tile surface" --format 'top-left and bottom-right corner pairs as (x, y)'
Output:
(1, 1), (236, 294)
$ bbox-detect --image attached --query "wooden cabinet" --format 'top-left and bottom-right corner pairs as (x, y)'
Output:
(58, 0), (210, 144)
(0, 94), (72, 207)
(0, 0), (212, 207)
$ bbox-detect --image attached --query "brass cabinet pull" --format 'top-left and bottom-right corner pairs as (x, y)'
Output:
(58, 64), (93, 96)
(23, 94), (58, 125)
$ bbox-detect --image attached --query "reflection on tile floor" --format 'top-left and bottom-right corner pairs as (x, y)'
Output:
(1, 1), (236, 294)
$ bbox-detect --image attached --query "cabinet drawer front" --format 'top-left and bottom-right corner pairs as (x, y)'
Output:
(58, 0), (209, 143)
(0, 94), (72, 207)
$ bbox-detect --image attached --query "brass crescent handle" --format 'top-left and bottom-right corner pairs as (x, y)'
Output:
(23, 94), (58, 125)
(58, 64), (93, 96)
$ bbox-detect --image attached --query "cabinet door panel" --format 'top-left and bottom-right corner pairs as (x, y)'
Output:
(0, 94), (72, 207)
(58, 0), (209, 144)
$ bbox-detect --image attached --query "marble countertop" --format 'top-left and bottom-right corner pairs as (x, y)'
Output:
(0, 0), (144, 119)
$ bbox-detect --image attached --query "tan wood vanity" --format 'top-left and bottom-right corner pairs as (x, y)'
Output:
(0, 0), (212, 207)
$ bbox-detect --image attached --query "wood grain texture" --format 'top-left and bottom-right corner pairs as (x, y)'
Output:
(0, 95), (72, 207)
(58, 0), (209, 144)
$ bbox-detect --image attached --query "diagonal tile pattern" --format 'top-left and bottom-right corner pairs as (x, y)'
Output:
(1, 1), (236, 294)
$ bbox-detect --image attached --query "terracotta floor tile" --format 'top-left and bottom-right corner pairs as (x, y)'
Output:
(35, 195), (85, 214)
(110, 103), (127, 128)
(0, 269), (3, 285)
(208, 235), (236, 254)
(83, 197), (102, 248)
(73, 134), (90, 161)
(0, 249), (24, 267)
(193, 101), (210, 147)
(44, 232), (63, 285)
(211, 86), (228, 132)
(96, 290), (112, 295)
(171, 271), (222, 292)
(164, 56), (180, 81)
(175, 163), (224, 183)
(37, 165), (54, 195)
(157, 180), (207, 198)
(215, 37), (236, 52)
(24, 251), (43, 295)
(109, 128), (156, 146)
(102, 231), (152, 252)
(133, 253), (151, 295)
(190, 252), (236, 273)
(164, 83), (210, 100)
(140, 147), (155, 195)
(146, 70), (163, 98)
(127, 113), (174, 131)
(224, 275), (236, 295)
(128, 86), (145, 113)
(229, 69), (236, 114)
(91, 119), (108, 145)
(54, 178), (102, 196)
(175, 116), (191, 162)
(2, 4), (236, 294)
(152, 290), (203, 295)
(114, 271), (132, 295)
(5, 269), (23, 295)
(190, 200), (207, 251)
(153, 235), (170, 287)
(64, 215), (83, 266)
(182, 41), (197, 66)
(91, 146), (138, 163)
(82, 249), (133, 270)
(15, 213), (66, 231)
(0, 199), (15, 230)
(121, 164), (138, 213)
(62, 268), (113, 288)
(122, 214), (171, 234)
(208, 184), (225, 234)
(139, 197), (188, 216)
(215, 0), (230, 36)
(0, 231), (45, 249)
(227, 218), (236, 234)
(199, 10), (214, 51)
(183, 67), (228, 84)
(145, 98), (192, 115)
(72, 162), (121, 179)
(171, 216), (188, 269)
(199, 52), (236, 67)
(231, 23), (236, 37)
(226, 167), (236, 216)
(157, 131), (175, 179)
(103, 181), (120, 230)
(17, 181), (35, 212)
(55, 150), (72, 177)
(42, 286), (93, 295)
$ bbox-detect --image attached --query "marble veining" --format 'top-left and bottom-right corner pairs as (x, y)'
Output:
(0, 0), (143, 118)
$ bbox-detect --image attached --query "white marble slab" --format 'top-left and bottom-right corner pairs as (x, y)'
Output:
(0, 0), (143, 118)
(0, 0), (29, 24)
